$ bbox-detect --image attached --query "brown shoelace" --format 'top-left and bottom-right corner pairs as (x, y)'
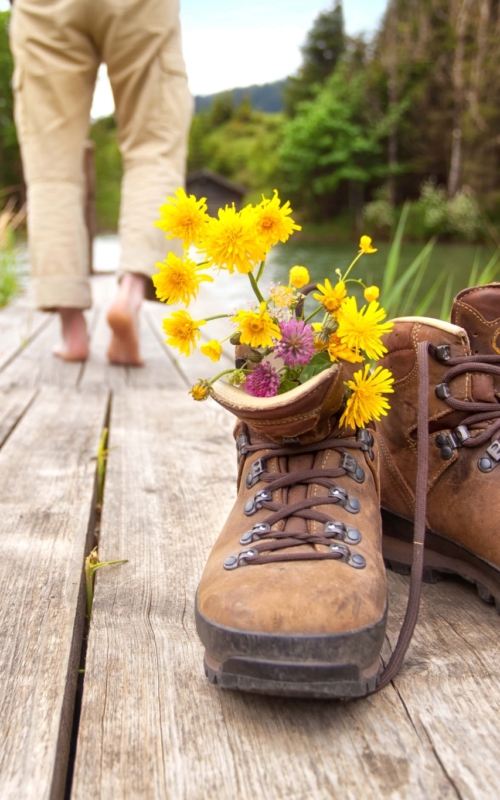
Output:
(232, 435), (369, 568)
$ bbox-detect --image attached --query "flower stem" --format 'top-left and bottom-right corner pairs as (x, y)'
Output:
(248, 271), (265, 304)
(342, 251), (364, 282)
(304, 305), (324, 323)
(204, 313), (231, 322)
(209, 368), (240, 384)
(255, 260), (266, 283)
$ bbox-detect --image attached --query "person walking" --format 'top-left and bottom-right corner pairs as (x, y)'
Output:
(9, 0), (192, 364)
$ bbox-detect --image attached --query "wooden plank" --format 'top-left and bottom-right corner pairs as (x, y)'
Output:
(385, 573), (500, 798)
(79, 277), (185, 392)
(72, 390), (458, 799)
(0, 386), (108, 800)
(0, 388), (37, 448)
(0, 296), (51, 372)
(0, 311), (92, 391)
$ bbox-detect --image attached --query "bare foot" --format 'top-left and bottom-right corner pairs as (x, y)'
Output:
(106, 273), (146, 366)
(53, 308), (89, 361)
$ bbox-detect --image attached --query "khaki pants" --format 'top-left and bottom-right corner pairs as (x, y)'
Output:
(10, 0), (192, 309)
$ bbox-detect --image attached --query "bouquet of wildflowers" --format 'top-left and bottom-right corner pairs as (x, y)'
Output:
(153, 188), (395, 429)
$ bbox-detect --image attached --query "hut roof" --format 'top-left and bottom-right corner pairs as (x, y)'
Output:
(186, 169), (248, 197)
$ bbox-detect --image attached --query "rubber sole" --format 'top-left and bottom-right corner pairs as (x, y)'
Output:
(382, 508), (500, 611)
(195, 596), (387, 699)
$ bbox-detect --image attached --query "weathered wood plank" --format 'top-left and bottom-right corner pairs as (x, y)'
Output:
(72, 390), (457, 799)
(0, 388), (37, 448)
(0, 387), (108, 800)
(385, 572), (500, 799)
(0, 311), (93, 392)
(0, 296), (51, 372)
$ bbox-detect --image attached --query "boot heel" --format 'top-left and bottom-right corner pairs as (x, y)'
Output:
(381, 508), (444, 583)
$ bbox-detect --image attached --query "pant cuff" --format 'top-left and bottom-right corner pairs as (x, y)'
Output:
(33, 276), (92, 311)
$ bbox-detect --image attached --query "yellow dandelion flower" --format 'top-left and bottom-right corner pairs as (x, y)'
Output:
(200, 340), (222, 362)
(232, 301), (282, 349)
(201, 204), (266, 274)
(359, 235), (377, 254)
(340, 365), (394, 429)
(190, 381), (211, 401)
(364, 285), (380, 302)
(313, 279), (347, 314)
(270, 285), (295, 308)
(253, 191), (301, 251)
(155, 188), (209, 248)
(289, 265), (310, 288)
(162, 310), (206, 356)
(336, 297), (394, 361)
(152, 253), (213, 306)
(327, 333), (365, 364)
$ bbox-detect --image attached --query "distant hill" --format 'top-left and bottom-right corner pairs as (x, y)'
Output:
(195, 80), (287, 115)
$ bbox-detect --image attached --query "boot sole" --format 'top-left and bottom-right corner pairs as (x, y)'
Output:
(195, 595), (387, 699)
(382, 508), (500, 611)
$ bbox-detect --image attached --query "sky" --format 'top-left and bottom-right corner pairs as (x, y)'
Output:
(1, 0), (388, 117)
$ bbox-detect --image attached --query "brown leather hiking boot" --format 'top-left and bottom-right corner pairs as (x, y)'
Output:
(378, 292), (500, 608)
(195, 364), (390, 698)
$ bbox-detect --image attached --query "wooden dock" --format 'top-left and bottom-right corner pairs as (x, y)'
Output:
(0, 273), (499, 800)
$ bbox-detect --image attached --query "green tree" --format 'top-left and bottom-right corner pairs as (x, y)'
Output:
(279, 64), (389, 220)
(0, 11), (22, 194)
(285, 1), (345, 115)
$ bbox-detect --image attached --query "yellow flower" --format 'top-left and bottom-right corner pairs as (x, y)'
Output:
(359, 235), (377, 254)
(313, 279), (347, 314)
(340, 365), (394, 429)
(152, 253), (213, 306)
(155, 188), (209, 248)
(201, 204), (266, 274)
(328, 333), (365, 364)
(270, 285), (295, 308)
(232, 302), (282, 348)
(190, 381), (211, 401)
(200, 339), (222, 362)
(289, 265), (310, 288)
(336, 297), (394, 361)
(364, 285), (380, 302)
(162, 310), (205, 356)
(253, 191), (301, 250)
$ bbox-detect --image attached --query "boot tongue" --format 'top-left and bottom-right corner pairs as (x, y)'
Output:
(211, 363), (345, 445)
(451, 283), (500, 399)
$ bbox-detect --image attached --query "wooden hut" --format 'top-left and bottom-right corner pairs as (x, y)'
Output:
(186, 169), (248, 215)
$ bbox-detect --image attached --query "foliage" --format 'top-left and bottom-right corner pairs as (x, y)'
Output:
(188, 105), (285, 197)
(88, 116), (122, 231)
(363, 186), (395, 233)
(284, 1), (345, 115)
(278, 64), (390, 219)
(378, 206), (500, 322)
(0, 239), (19, 308)
(0, 12), (21, 192)
(195, 80), (287, 115)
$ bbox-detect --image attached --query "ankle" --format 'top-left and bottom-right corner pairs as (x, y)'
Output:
(117, 272), (147, 310)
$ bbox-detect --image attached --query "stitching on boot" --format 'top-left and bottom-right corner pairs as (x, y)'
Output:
(379, 436), (415, 512)
(248, 410), (318, 426)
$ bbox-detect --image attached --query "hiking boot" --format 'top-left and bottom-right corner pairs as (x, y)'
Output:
(377, 291), (500, 607)
(195, 364), (389, 698)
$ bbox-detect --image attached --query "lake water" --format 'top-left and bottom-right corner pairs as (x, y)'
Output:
(91, 235), (500, 320)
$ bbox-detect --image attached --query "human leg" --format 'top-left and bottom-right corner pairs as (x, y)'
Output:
(95, 0), (192, 364)
(10, 0), (99, 359)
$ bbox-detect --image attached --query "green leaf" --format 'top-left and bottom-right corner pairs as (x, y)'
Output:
(278, 379), (300, 394)
(309, 350), (331, 365)
(298, 361), (332, 383)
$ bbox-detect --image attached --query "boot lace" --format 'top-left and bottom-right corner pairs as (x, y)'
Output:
(224, 433), (371, 571)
